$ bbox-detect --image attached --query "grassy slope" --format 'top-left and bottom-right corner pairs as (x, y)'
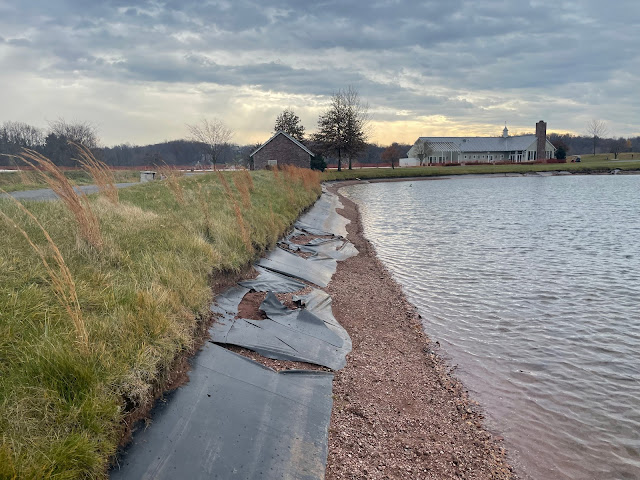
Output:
(323, 152), (640, 181)
(0, 169), (320, 479)
(0, 170), (140, 193)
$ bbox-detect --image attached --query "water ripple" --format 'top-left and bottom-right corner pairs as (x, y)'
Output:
(344, 175), (640, 480)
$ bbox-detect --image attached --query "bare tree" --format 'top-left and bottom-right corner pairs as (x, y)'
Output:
(274, 109), (305, 141)
(609, 137), (627, 159)
(313, 86), (370, 171)
(187, 118), (233, 170)
(0, 121), (45, 150)
(586, 119), (608, 155)
(48, 118), (99, 148)
(412, 140), (432, 166)
(381, 143), (403, 169)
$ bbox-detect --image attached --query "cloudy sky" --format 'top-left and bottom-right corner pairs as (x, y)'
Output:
(0, 0), (638, 146)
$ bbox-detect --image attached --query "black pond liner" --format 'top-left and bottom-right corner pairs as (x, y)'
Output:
(112, 190), (356, 479)
(294, 188), (350, 238)
(256, 247), (337, 288)
(209, 285), (249, 321)
(238, 265), (306, 293)
(293, 288), (352, 353)
(283, 236), (359, 262)
(110, 343), (333, 480)
(210, 292), (349, 371)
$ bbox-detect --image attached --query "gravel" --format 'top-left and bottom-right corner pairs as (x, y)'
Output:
(324, 185), (517, 480)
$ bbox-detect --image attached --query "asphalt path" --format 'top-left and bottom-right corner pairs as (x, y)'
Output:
(0, 183), (140, 201)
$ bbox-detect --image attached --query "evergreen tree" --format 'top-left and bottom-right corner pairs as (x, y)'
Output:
(274, 109), (305, 141)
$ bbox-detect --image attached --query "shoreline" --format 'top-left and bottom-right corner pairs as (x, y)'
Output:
(325, 168), (640, 185)
(110, 181), (517, 478)
(324, 183), (516, 479)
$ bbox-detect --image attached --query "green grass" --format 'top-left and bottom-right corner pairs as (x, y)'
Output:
(323, 152), (640, 181)
(0, 170), (140, 193)
(0, 169), (321, 478)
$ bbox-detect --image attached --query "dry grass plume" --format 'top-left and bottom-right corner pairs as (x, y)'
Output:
(232, 173), (251, 209)
(18, 149), (103, 249)
(73, 143), (119, 204)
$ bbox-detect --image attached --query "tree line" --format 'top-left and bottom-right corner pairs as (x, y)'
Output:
(549, 133), (640, 159)
(3, 110), (636, 170)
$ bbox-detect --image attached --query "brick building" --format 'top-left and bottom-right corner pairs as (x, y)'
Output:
(250, 131), (314, 170)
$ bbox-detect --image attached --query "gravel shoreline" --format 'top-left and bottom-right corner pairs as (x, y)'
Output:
(324, 184), (517, 479)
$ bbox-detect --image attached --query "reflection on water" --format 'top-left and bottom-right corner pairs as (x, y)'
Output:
(344, 175), (640, 480)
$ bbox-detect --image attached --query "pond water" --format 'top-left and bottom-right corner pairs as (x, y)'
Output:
(343, 175), (640, 479)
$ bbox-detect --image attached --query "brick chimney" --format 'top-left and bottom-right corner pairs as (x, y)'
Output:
(536, 120), (547, 160)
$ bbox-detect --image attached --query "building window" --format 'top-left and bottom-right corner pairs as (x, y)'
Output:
(268, 160), (278, 166)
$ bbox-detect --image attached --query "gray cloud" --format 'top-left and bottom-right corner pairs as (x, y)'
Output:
(0, 0), (639, 144)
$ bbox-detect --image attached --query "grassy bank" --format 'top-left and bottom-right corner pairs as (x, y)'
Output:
(0, 170), (140, 193)
(0, 166), (321, 478)
(323, 152), (640, 181)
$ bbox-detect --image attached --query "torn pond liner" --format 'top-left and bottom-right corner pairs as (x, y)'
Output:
(210, 292), (349, 370)
(111, 189), (357, 479)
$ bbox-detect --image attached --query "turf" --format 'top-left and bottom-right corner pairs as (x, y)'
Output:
(0, 167), (321, 478)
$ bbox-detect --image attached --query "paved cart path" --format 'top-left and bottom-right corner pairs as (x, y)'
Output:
(1, 183), (139, 201)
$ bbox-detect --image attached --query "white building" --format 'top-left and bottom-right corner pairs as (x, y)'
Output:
(405, 121), (556, 165)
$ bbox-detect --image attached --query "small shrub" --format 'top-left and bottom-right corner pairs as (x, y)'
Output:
(310, 155), (327, 172)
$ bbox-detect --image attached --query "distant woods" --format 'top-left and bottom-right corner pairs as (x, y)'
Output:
(0, 119), (246, 169)
(2, 116), (638, 169)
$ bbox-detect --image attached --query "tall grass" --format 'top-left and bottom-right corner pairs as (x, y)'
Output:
(232, 171), (252, 209)
(272, 167), (295, 203)
(18, 149), (103, 249)
(239, 168), (254, 191)
(217, 171), (252, 252)
(0, 165), (321, 478)
(0, 192), (88, 352)
(157, 164), (185, 205)
(16, 165), (35, 186)
(73, 143), (119, 204)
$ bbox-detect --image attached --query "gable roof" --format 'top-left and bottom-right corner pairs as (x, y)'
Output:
(250, 131), (314, 157)
(418, 135), (539, 152)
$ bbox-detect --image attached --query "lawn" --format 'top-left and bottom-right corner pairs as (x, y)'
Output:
(322, 152), (640, 181)
(0, 166), (321, 478)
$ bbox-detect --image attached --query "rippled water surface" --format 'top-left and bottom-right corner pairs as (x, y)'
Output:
(343, 175), (640, 479)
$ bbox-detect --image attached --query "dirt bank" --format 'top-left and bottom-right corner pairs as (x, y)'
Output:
(324, 185), (517, 479)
